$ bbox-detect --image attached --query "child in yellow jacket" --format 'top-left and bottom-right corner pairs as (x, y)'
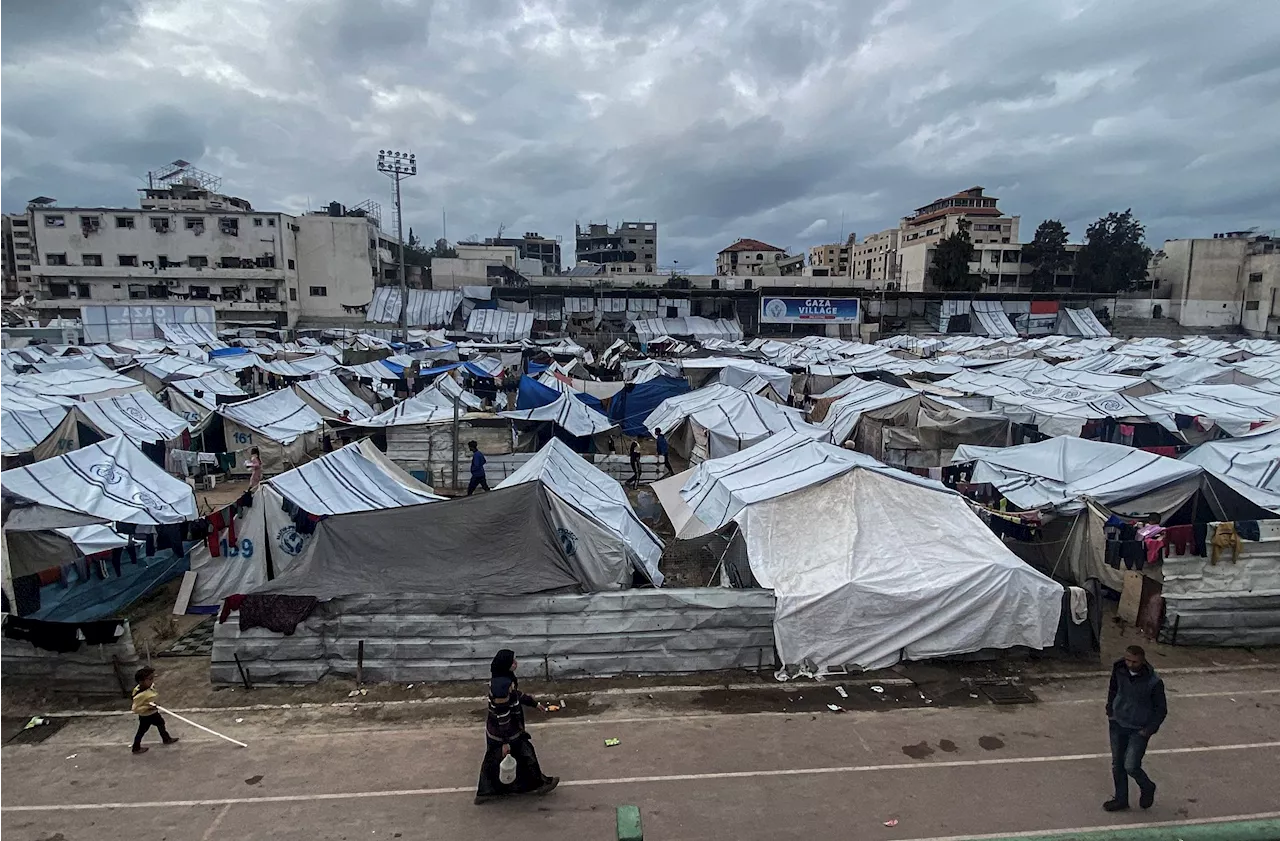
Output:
(131, 667), (179, 754)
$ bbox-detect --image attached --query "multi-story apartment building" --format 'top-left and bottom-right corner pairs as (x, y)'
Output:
(896, 186), (1021, 291)
(3, 211), (38, 297)
(808, 236), (853, 275)
(1152, 232), (1279, 334)
(717, 239), (795, 276)
(850, 228), (900, 287)
(464, 232), (561, 275)
(16, 183), (394, 328)
(575, 221), (657, 275)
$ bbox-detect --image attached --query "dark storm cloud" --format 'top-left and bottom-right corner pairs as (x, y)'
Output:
(3, 0), (1278, 273)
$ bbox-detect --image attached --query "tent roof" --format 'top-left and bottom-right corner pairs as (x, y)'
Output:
(1141, 384), (1280, 436)
(501, 391), (616, 437)
(72, 391), (191, 446)
(497, 437), (664, 584)
(667, 430), (947, 537)
(2, 399), (69, 456)
(138, 355), (221, 383)
(168, 371), (247, 410)
(643, 383), (820, 447)
(348, 387), (467, 428)
(338, 360), (402, 381)
(247, 483), (585, 599)
(1181, 427), (1280, 509)
(159, 322), (219, 345)
(294, 374), (375, 420)
(953, 436), (1202, 513)
(9, 368), (146, 400)
(1, 436), (198, 525)
(268, 439), (442, 515)
(217, 388), (324, 443)
(254, 355), (339, 377)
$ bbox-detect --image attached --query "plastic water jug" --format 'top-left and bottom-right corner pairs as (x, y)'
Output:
(499, 753), (517, 784)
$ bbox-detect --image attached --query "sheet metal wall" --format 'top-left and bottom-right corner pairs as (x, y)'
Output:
(1, 620), (137, 696)
(1163, 520), (1280, 646)
(210, 589), (776, 684)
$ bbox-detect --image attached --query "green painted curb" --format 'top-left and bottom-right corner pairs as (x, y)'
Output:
(616, 804), (643, 841)
(988, 817), (1280, 841)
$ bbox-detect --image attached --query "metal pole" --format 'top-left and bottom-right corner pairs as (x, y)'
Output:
(452, 391), (461, 491)
(395, 173), (408, 344)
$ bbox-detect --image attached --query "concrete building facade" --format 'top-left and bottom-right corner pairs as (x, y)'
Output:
(850, 228), (900, 287)
(1152, 233), (1279, 334)
(575, 221), (657, 275)
(15, 185), (392, 329)
(716, 239), (792, 276)
(3, 212), (38, 297)
(808, 237), (853, 275)
(896, 187), (1020, 292)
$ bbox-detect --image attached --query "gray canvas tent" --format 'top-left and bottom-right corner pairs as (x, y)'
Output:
(246, 483), (620, 600)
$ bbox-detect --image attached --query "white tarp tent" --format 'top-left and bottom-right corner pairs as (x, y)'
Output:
(166, 372), (248, 424)
(971, 300), (1017, 338)
(680, 358), (792, 401)
(348, 389), (458, 428)
(268, 439), (443, 516)
(1140, 385), (1280, 437)
(732, 460), (1062, 673)
(1, 437), (198, 528)
(497, 438), (664, 587)
(953, 437), (1203, 515)
(294, 374), (376, 420)
(217, 388), (324, 475)
(366, 287), (463, 327)
(1056, 308), (1111, 338)
(500, 392), (616, 438)
(1181, 427), (1280, 511)
(1, 392), (70, 459)
(45, 392), (192, 456)
(644, 383), (826, 462)
(10, 369), (147, 402)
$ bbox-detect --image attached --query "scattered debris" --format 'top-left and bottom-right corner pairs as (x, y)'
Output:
(23, 716), (46, 730)
(406, 684), (414, 689)
(245, 775), (264, 785)
(826, 704), (845, 713)
(65, 754), (77, 760)
(235, 718), (244, 724)
(545, 705), (561, 712)
(883, 819), (898, 827)
(835, 686), (848, 699)
(870, 685), (884, 694)
(604, 738), (621, 747)
(970, 693), (980, 699)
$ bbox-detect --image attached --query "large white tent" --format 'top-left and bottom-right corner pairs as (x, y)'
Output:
(1181, 427), (1280, 511)
(217, 388), (324, 475)
(644, 383), (826, 462)
(11, 369), (147, 402)
(166, 371), (249, 425)
(497, 438), (664, 587)
(293, 373), (376, 420)
(500, 392), (616, 438)
(53, 391), (192, 453)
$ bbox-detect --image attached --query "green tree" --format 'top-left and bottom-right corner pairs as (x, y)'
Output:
(403, 227), (431, 267)
(927, 217), (979, 291)
(1074, 209), (1152, 293)
(1023, 219), (1071, 291)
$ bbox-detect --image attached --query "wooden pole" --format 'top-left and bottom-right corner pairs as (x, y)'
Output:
(156, 706), (247, 748)
(356, 640), (365, 686)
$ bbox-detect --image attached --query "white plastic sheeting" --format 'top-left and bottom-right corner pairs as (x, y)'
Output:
(70, 391), (191, 446)
(1, 394), (69, 457)
(167, 372), (248, 414)
(737, 466), (1063, 673)
(467, 309), (534, 342)
(1181, 427), (1280, 511)
(668, 431), (944, 538)
(501, 392), (616, 437)
(159, 322), (219, 345)
(349, 389), (458, 428)
(0, 437), (198, 525)
(218, 388), (324, 444)
(681, 358), (791, 401)
(497, 438), (665, 587)
(254, 355), (340, 378)
(971, 300), (1017, 338)
(269, 439), (442, 515)
(366, 287), (463, 327)
(632, 317), (744, 343)
(644, 383), (826, 461)
(953, 437), (1202, 514)
(818, 379), (925, 445)
(1141, 385), (1280, 437)
(339, 361), (402, 381)
(294, 374), (376, 420)
(11, 369), (147, 402)
(138, 355), (221, 384)
(1056, 307), (1111, 338)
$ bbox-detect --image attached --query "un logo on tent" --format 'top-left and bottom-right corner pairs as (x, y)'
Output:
(556, 527), (578, 557)
(89, 463), (124, 484)
(133, 490), (163, 510)
(276, 526), (305, 556)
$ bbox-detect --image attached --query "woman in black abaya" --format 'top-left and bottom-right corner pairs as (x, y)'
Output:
(475, 649), (559, 804)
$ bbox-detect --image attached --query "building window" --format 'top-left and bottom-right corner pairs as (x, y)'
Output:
(80, 215), (101, 232)
(255, 255), (276, 268)
(253, 218), (264, 227)
(309, 286), (328, 296)
(128, 284), (148, 299)
(256, 286), (278, 303)
(221, 286), (242, 301)
(45, 252), (68, 266)
(628, 238), (637, 244)
(17, 264), (30, 271)
(83, 254), (103, 266)
(151, 217), (171, 233)
(184, 217), (205, 231)
(1249, 272), (1263, 283)
(188, 255), (209, 267)
(44, 215), (65, 227)
(189, 285), (210, 299)
(744, 278), (753, 290)
(115, 216), (135, 229)
(287, 259), (295, 270)
(219, 217), (239, 236)
(76, 283), (91, 298)
(645, 239), (653, 245)
(384, 268), (397, 280)
(267, 218), (276, 227)
(628, 267), (637, 273)
(118, 254), (139, 266)
(49, 282), (70, 297)
(220, 257), (243, 269)
(1246, 300), (1261, 311)
(289, 288), (297, 301)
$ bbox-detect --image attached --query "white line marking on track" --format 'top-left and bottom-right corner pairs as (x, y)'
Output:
(904, 810), (1280, 841)
(200, 803), (232, 840)
(5, 740), (1279, 813)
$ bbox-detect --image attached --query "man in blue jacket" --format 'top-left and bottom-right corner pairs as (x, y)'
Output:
(467, 440), (491, 496)
(1104, 645), (1167, 811)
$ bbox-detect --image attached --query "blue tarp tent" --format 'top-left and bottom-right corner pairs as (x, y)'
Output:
(209, 347), (249, 358)
(515, 374), (604, 412)
(527, 361), (549, 375)
(608, 376), (691, 436)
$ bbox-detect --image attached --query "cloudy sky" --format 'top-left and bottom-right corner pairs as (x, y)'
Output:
(3, 0), (1278, 273)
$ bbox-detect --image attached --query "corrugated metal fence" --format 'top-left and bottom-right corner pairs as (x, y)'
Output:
(2, 620), (138, 697)
(1163, 521), (1280, 646)
(211, 589), (776, 685)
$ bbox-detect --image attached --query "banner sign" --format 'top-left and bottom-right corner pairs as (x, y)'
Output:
(760, 297), (859, 324)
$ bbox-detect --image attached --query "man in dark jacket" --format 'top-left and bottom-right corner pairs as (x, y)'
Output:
(1104, 645), (1167, 811)
(467, 440), (491, 496)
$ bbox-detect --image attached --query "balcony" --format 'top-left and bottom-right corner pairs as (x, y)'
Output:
(33, 264), (286, 281)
